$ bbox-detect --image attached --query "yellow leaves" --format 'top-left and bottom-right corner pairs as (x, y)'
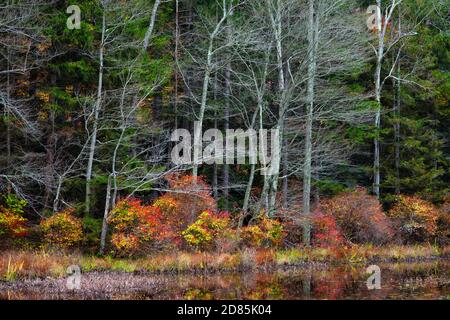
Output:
(65, 85), (74, 95)
(182, 211), (229, 249)
(388, 195), (440, 241)
(36, 91), (50, 103)
(40, 209), (83, 248)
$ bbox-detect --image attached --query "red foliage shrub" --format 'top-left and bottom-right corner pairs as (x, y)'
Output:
(312, 211), (344, 248)
(153, 174), (217, 236)
(109, 174), (220, 255)
(387, 195), (440, 243)
(319, 188), (393, 244)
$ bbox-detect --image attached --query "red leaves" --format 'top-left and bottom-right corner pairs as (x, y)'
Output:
(312, 212), (344, 248)
(318, 187), (393, 244)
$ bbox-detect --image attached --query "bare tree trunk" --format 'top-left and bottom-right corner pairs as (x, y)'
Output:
(264, 0), (286, 217)
(142, 0), (161, 52)
(222, 23), (231, 210)
(394, 5), (401, 195)
(373, 1), (382, 199)
(85, 11), (106, 214)
(302, 0), (318, 245)
(174, 0), (180, 130)
(192, 2), (232, 177)
(372, 0), (402, 198)
(192, 53), (212, 178)
(242, 106), (260, 216)
(44, 107), (55, 209)
(242, 164), (255, 214)
(5, 47), (11, 194)
(53, 176), (62, 212)
(212, 72), (219, 199)
(100, 174), (112, 254)
(282, 136), (288, 209)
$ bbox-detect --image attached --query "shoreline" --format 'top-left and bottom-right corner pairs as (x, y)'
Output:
(1, 245), (449, 281)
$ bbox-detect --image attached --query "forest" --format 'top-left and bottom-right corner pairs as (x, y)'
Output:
(0, 0), (449, 300)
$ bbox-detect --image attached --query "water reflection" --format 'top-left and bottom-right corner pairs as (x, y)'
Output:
(0, 261), (448, 300)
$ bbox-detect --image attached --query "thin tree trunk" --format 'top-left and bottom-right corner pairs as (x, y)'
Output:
(212, 71), (219, 199)
(85, 11), (106, 214)
(373, 0), (386, 199)
(142, 0), (161, 52)
(302, 0), (318, 246)
(192, 3), (230, 177)
(242, 164), (255, 215)
(5, 47), (11, 194)
(394, 5), (401, 195)
(99, 174), (112, 254)
(264, 0), (285, 217)
(242, 106), (260, 216)
(222, 21), (231, 210)
(44, 104), (56, 209)
(174, 0), (180, 130)
(53, 176), (62, 212)
(282, 136), (288, 209)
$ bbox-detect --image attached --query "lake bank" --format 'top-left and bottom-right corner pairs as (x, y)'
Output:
(1, 245), (449, 280)
(1, 260), (448, 300)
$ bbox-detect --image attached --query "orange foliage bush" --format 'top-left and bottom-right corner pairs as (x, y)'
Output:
(388, 195), (440, 243)
(0, 195), (28, 239)
(155, 174), (216, 228)
(319, 188), (393, 244)
(108, 174), (220, 255)
(108, 198), (175, 255)
(40, 208), (83, 248)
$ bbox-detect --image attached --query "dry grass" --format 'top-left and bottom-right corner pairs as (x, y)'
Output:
(1, 244), (448, 280)
(0, 250), (80, 280)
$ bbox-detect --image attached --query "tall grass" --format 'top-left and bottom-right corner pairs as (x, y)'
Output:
(1, 244), (448, 280)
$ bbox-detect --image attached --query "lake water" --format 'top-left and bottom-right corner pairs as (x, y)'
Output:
(1, 260), (448, 300)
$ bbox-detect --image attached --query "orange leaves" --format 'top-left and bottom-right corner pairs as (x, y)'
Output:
(108, 198), (176, 255)
(0, 209), (28, 238)
(108, 174), (220, 255)
(40, 208), (83, 249)
(388, 195), (440, 243)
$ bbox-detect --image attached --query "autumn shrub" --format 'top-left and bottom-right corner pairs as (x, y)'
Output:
(145, 174), (218, 247)
(182, 210), (230, 250)
(436, 203), (450, 245)
(240, 215), (285, 248)
(387, 195), (440, 243)
(311, 211), (344, 248)
(319, 188), (393, 244)
(40, 208), (83, 249)
(0, 194), (28, 241)
(108, 198), (175, 255)
(154, 174), (217, 232)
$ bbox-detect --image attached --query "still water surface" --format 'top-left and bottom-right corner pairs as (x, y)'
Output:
(1, 260), (448, 300)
